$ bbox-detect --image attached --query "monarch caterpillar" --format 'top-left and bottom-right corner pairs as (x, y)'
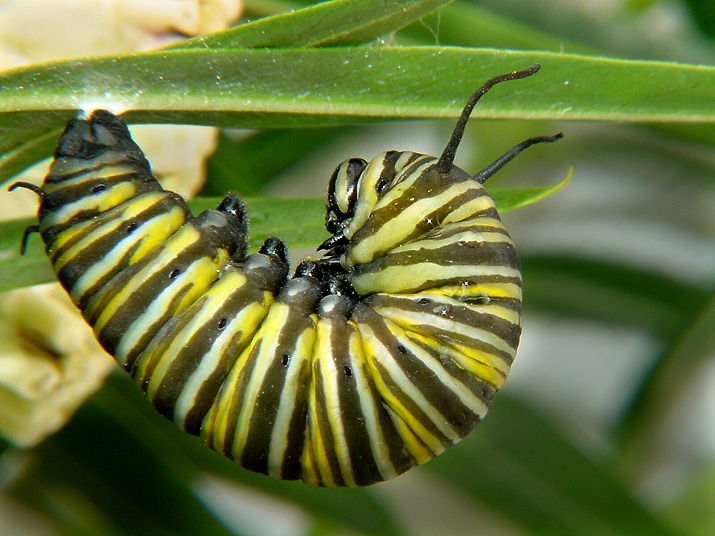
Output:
(11, 64), (561, 486)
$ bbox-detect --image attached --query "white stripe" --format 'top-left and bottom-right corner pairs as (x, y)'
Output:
(360, 322), (461, 446)
(374, 304), (516, 366)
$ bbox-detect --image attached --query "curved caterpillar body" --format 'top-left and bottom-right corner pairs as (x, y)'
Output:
(12, 65), (561, 486)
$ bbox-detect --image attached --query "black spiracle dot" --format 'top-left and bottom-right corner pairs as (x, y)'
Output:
(90, 184), (106, 194)
(417, 297), (431, 305)
(344, 365), (353, 377)
(125, 222), (138, 235)
(396, 344), (407, 354)
(217, 317), (228, 330)
(281, 353), (290, 367)
(169, 268), (181, 279)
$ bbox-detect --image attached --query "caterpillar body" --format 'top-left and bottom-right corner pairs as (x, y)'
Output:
(11, 65), (561, 486)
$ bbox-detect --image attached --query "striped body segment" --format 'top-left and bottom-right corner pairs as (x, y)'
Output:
(13, 66), (561, 486)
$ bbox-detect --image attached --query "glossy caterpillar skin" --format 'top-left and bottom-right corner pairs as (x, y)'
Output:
(12, 65), (560, 486)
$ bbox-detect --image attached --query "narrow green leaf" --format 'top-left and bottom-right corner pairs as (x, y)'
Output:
(174, 0), (455, 49)
(2, 47), (713, 181)
(2, 48), (713, 125)
(0, 218), (54, 292)
(491, 166), (572, 211)
(0, 127), (60, 180)
(188, 197), (327, 250)
(398, 1), (593, 53)
(682, 0), (715, 38)
(4, 387), (236, 536)
(426, 395), (677, 536)
(665, 462), (715, 536)
(521, 254), (710, 336)
(615, 289), (715, 479)
(96, 373), (407, 536)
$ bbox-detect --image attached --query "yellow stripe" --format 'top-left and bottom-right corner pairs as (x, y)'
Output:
(89, 224), (202, 330)
(442, 194), (495, 224)
(359, 321), (453, 451)
(300, 427), (320, 486)
(348, 338), (400, 482)
(40, 181), (138, 230)
(70, 206), (187, 302)
(52, 191), (168, 273)
(406, 331), (507, 389)
(114, 253), (228, 364)
(314, 320), (355, 486)
(344, 152), (393, 238)
(388, 228), (510, 255)
(384, 406), (435, 463)
(426, 283), (522, 304)
(351, 262), (521, 296)
(378, 318), (492, 424)
(138, 271), (249, 390)
(374, 303), (518, 359)
(173, 299), (270, 429)
(348, 163), (459, 265)
(47, 213), (120, 262)
(230, 304), (290, 457)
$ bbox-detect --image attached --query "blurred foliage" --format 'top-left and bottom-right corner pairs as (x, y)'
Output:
(1, 1), (714, 535)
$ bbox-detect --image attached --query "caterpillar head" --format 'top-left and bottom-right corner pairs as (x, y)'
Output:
(320, 64), (561, 260)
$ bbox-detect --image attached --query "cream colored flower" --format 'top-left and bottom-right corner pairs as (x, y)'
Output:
(0, 284), (113, 446)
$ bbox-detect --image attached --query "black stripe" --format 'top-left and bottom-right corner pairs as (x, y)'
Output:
(367, 293), (521, 359)
(348, 172), (495, 261)
(354, 304), (484, 444)
(241, 278), (322, 479)
(53, 194), (188, 296)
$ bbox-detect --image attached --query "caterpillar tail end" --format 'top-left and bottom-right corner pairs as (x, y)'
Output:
(54, 109), (140, 161)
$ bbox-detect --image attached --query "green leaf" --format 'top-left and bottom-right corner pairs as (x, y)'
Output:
(204, 127), (350, 197)
(3, 388), (236, 536)
(0, 218), (54, 292)
(397, 1), (593, 53)
(665, 461), (715, 536)
(425, 395), (677, 536)
(174, 0), (456, 49)
(491, 166), (572, 211)
(682, 0), (715, 38)
(0, 127), (60, 182)
(521, 254), (710, 336)
(97, 373), (407, 536)
(2, 47), (714, 181)
(3, 48), (714, 124)
(615, 289), (715, 479)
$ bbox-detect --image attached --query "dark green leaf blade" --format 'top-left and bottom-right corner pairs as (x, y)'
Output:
(174, 0), (456, 49)
(204, 127), (349, 196)
(425, 395), (677, 536)
(521, 254), (710, 336)
(0, 218), (54, 292)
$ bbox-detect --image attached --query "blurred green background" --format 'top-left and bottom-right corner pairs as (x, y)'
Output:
(0, 1), (713, 534)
